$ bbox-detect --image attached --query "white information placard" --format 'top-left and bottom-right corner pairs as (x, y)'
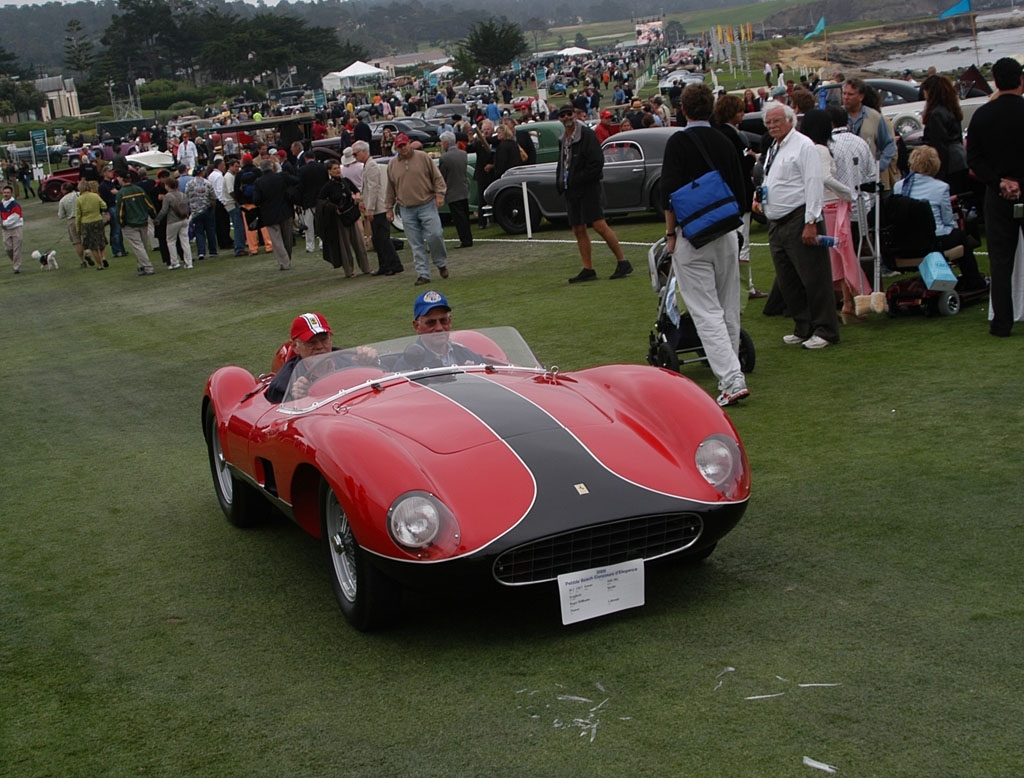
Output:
(557, 559), (645, 625)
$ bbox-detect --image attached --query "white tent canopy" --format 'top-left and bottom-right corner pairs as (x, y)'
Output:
(557, 46), (591, 56)
(430, 65), (455, 76)
(323, 60), (388, 92)
(336, 60), (388, 79)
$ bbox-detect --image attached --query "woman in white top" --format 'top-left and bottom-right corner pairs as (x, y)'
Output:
(801, 109), (870, 322)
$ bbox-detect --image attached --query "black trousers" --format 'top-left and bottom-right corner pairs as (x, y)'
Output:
(370, 212), (402, 272)
(767, 209), (840, 343)
(215, 201), (233, 249)
(984, 188), (1023, 335)
(937, 228), (984, 289)
(448, 198), (472, 246)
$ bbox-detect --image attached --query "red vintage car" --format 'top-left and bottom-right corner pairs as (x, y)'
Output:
(38, 167), (81, 202)
(203, 327), (749, 630)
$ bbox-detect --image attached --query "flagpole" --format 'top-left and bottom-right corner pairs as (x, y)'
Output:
(970, 12), (980, 66)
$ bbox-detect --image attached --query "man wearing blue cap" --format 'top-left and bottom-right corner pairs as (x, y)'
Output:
(394, 290), (485, 370)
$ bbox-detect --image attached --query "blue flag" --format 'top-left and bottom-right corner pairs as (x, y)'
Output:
(939, 0), (971, 18)
(804, 17), (826, 40)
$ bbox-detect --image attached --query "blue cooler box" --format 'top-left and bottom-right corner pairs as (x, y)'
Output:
(920, 251), (958, 291)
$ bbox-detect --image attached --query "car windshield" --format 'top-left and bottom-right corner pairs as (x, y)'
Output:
(279, 326), (544, 411)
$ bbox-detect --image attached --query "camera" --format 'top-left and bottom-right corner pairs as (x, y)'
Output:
(754, 185), (768, 204)
(1013, 202), (1023, 220)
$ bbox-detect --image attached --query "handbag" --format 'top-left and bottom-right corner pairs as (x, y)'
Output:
(669, 129), (741, 248)
(337, 202), (361, 226)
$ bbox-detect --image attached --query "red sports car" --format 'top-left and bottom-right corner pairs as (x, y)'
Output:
(203, 327), (749, 630)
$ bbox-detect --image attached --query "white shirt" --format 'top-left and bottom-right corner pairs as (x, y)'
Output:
(342, 161), (364, 191)
(176, 140), (197, 171)
(829, 127), (876, 223)
(762, 127), (825, 223)
(208, 168), (224, 199)
(221, 170), (237, 209)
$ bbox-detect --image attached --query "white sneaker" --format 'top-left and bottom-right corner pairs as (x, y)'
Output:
(802, 335), (831, 350)
(716, 383), (751, 407)
(783, 334), (808, 345)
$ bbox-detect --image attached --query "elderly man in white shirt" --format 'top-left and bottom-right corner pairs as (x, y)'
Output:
(762, 103), (840, 349)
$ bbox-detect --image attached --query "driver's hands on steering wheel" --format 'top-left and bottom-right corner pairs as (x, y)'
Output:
(352, 346), (379, 365)
(289, 375), (312, 399)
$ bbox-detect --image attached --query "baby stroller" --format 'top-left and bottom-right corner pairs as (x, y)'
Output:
(646, 237), (756, 374)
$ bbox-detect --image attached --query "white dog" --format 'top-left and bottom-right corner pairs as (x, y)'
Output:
(31, 250), (59, 270)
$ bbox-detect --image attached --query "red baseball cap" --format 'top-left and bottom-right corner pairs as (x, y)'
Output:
(290, 312), (332, 342)
(241, 152), (253, 164)
(394, 133), (411, 147)
(600, 110), (613, 119)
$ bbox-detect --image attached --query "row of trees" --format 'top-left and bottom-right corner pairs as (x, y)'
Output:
(60, 0), (369, 109)
(60, 0), (539, 110)
(0, 44), (47, 119)
(5, 0), (644, 119)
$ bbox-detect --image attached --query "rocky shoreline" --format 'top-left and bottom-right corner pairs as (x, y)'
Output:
(777, 15), (1023, 75)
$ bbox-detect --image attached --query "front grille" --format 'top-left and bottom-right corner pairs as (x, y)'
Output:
(493, 513), (703, 585)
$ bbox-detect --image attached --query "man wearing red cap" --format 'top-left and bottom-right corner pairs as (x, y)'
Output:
(595, 110), (615, 144)
(386, 133), (449, 286)
(265, 312), (378, 402)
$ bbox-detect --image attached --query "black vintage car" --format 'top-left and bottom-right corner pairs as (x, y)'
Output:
(483, 127), (673, 234)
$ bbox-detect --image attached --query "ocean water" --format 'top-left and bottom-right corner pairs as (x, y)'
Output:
(868, 12), (1024, 73)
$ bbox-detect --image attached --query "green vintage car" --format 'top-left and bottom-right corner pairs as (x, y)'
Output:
(437, 121), (563, 220)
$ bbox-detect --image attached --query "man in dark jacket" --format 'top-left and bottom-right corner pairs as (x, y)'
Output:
(252, 158), (298, 270)
(393, 290), (485, 370)
(966, 56), (1024, 338)
(661, 83), (749, 407)
(233, 152), (272, 255)
(296, 154), (328, 253)
(265, 312), (379, 402)
(438, 132), (472, 248)
(555, 103), (631, 283)
(471, 123), (494, 228)
(353, 115), (373, 145)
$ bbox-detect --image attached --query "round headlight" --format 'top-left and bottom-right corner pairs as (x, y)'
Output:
(695, 435), (742, 494)
(388, 493), (441, 548)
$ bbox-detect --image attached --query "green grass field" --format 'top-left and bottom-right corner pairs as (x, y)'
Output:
(2, 194), (1022, 777)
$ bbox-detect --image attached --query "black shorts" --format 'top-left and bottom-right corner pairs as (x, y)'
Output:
(566, 189), (606, 227)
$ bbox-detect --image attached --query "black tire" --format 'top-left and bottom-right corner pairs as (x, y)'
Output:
(648, 179), (663, 213)
(319, 478), (402, 631)
(738, 329), (756, 374)
(493, 190), (541, 235)
(40, 181), (64, 203)
(204, 406), (266, 528)
(651, 339), (680, 372)
(935, 290), (960, 317)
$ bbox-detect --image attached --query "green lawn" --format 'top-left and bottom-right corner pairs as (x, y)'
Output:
(2, 195), (1022, 777)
